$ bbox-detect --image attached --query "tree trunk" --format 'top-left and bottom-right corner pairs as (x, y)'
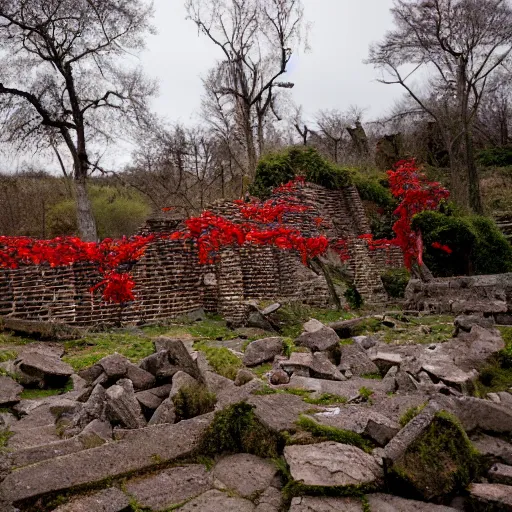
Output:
(463, 125), (483, 214)
(75, 175), (98, 242)
(311, 257), (342, 310)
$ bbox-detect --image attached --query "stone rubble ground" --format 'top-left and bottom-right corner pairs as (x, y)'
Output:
(0, 313), (512, 511)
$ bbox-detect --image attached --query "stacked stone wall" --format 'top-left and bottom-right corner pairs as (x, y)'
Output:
(0, 183), (401, 327)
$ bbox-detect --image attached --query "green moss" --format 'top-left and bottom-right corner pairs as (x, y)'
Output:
(388, 411), (480, 500)
(399, 403), (428, 428)
(295, 416), (373, 453)
(200, 402), (281, 458)
(172, 383), (217, 422)
(358, 387), (374, 403)
(381, 269), (410, 299)
(303, 393), (348, 406)
(252, 363), (272, 378)
(0, 349), (17, 362)
(0, 428), (12, 450)
(194, 343), (243, 380)
(361, 373), (383, 380)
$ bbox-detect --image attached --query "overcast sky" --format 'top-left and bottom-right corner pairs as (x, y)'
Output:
(146, 0), (402, 124)
(3, 0), (405, 173)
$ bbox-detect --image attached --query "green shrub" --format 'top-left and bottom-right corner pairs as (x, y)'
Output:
(412, 210), (512, 276)
(476, 147), (512, 167)
(172, 383), (217, 421)
(381, 269), (410, 298)
(352, 173), (394, 207)
(48, 185), (151, 238)
(344, 285), (364, 310)
(250, 147), (352, 198)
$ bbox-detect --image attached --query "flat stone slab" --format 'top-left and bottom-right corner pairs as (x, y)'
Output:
(248, 393), (312, 432)
(0, 376), (23, 405)
(469, 483), (512, 509)
(125, 464), (212, 510)
(489, 463), (512, 486)
(284, 442), (383, 488)
(367, 493), (459, 511)
(243, 337), (283, 367)
(8, 425), (60, 451)
(11, 437), (86, 468)
(471, 434), (512, 465)
(15, 352), (73, 377)
(52, 487), (130, 512)
(213, 453), (277, 498)
(179, 489), (255, 511)
(289, 496), (364, 511)
(0, 413), (213, 503)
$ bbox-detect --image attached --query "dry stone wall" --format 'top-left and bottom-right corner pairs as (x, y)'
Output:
(0, 183), (401, 327)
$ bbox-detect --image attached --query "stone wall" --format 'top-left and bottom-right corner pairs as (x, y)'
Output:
(405, 274), (512, 319)
(0, 183), (401, 327)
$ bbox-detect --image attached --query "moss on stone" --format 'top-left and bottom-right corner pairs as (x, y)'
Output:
(193, 343), (243, 380)
(399, 403), (428, 428)
(200, 402), (282, 458)
(295, 416), (373, 453)
(172, 383), (217, 422)
(388, 411), (480, 501)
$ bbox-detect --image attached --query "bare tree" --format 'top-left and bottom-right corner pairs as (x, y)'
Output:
(367, 0), (512, 213)
(0, 0), (156, 240)
(187, 0), (305, 180)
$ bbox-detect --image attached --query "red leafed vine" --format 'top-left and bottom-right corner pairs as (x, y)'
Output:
(0, 159), (449, 305)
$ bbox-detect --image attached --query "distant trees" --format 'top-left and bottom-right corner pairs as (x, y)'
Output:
(368, 0), (512, 214)
(187, 0), (306, 180)
(0, 0), (156, 240)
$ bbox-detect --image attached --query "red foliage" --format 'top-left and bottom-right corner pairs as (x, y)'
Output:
(432, 242), (453, 254)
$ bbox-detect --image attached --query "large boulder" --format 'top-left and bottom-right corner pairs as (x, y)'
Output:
(243, 337), (283, 367)
(139, 350), (176, 380)
(338, 344), (380, 377)
(284, 441), (383, 488)
(153, 338), (203, 382)
(384, 402), (479, 501)
(469, 483), (512, 510)
(14, 351), (73, 388)
(105, 379), (146, 429)
(295, 320), (340, 353)
(0, 376), (23, 406)
(279, 352), (345, 381)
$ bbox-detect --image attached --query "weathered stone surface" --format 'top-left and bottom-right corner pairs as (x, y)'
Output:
(339, 344), (380, 377)
(170, 371), (199, 398)
(0, 375), (23, 405)
(248, 393), (312, 432)
(52, 487), (131, 512)
(284, 442), (383, 488)
(421, 363), (478, 393)
(106, 379), (146, 429)
(79, 419), (112, 447)
(7, 424), (59, 452)
(353, 335), (378, 350)
(295, 322), (340, 353)
(125, 464), (212, 510)
(280, 352), (345, 381)
(329, 317), (371, 339)
(215, 379), (262, 409)
(446, 396), (512, 433)
(315, 407), (400, 446)
(11, 437), (85, 468)
(235, 368), (255, 386)
(125, 363), (156, 391)
(489, 464), (512, 486)
(370, 352), (402, 373)
(255, 486), (282, 512)
(179, 489), (256, 511)
(471, 434), (512, 465)
(0, 414), (213, 503)
(148, 398), (176, 426)
(261, 303), (281, 316)
(139, 350), (175, 379)
(213, 453), (277, 498)
(367, 493), (458, 511)
(82, 384), (107, 423)
(97, 353), (130, 379)
(136, 390), (164, 412)
(49, 398), (82, 418)
(270, 369), (290, 385)
(289, 496), (364, 511)
(1, 317), (85, 340)
(14, 352), (73, 387)
(243, 337), (283, 367)
(454, 314), (495, 334)
(469, 483), (512, 510)
(153, 337), (203, 381)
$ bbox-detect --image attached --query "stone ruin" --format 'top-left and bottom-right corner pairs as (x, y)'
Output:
(0, 182), (403, 328)
(2, 313), (512, 511)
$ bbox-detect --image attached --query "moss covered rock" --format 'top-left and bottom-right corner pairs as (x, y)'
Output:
(385, 406), (479, 501)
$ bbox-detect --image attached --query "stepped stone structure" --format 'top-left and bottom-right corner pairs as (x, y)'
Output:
(0, 183), (403, 327)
